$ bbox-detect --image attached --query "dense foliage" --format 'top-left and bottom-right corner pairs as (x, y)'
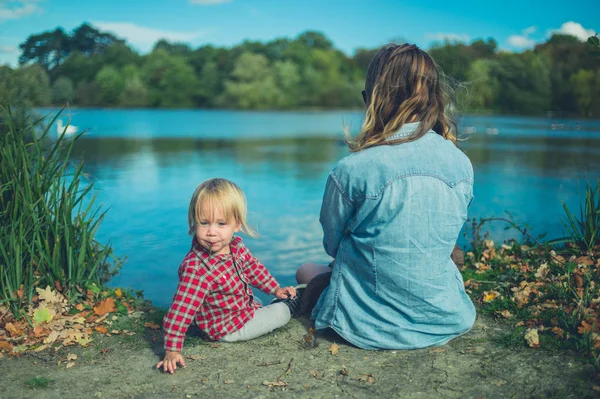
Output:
(1, 23), (599, 116)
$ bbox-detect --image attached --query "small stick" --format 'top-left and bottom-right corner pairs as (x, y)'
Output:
(280, 358), (294, 379)
(257, 360), (282, 367)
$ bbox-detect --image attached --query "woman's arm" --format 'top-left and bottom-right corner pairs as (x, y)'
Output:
(319, 174), (355, 258)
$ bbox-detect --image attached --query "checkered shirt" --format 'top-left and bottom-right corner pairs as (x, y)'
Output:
(162, 235), (279, 352)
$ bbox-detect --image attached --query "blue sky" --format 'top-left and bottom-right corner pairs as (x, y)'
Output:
(0, 0), (597, 66)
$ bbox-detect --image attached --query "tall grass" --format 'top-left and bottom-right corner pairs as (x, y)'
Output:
(0, 107), (121, 317)
(561, 180), (600, 252)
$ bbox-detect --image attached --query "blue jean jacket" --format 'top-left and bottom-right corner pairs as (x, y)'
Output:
(312, 122), (476, 350)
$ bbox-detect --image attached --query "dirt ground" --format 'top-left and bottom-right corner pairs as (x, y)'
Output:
(1, 314), (597, 399)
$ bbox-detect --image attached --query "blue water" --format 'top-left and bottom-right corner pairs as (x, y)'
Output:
(42, 108), (600, 306)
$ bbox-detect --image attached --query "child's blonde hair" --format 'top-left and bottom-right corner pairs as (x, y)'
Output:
(346, 43), (457, 152)
(188, 178), (257, 237)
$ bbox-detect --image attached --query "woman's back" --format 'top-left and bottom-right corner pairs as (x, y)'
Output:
(314, 123), (476, 349)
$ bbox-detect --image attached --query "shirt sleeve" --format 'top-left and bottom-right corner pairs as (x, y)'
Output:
(162, 264), (210, 352)
(239, 244), (279, 295)
(319, 173), (355, 258)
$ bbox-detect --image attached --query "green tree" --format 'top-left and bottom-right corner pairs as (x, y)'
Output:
(119, 64), (148, 107)
(219, 52), (283, 109)
(71, 23), (123, 56)
(19, 28), (70, 70)
(51, 76), (75, 105)
(571, 69), (600, 117)
(142, 49), (198, 107)
(95, 66), (124, 105)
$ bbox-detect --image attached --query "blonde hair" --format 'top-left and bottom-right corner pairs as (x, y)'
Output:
(346, 43), (457, 152)
(188, 178), (257, 237)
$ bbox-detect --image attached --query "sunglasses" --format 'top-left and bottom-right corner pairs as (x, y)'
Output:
(361, 90), (367, 104)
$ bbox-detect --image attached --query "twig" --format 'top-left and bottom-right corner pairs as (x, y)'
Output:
(257, 360), (282, 367)
(279, 358), (294, 379)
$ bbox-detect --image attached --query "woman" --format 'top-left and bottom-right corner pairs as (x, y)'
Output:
(296, 43), (476, 350)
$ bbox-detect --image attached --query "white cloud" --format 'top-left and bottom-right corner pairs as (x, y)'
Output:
(189, 0), (231, 4)
(549, 21), (596, 41)
(507, 35), (535, 48)
(424, 33), (470, 43)
(92, 21), (210, 52)
(522, 26), (536, 35)
(0, 44), (18, 53)
(0, 0), (43, 22)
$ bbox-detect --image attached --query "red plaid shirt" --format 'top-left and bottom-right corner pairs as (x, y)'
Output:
(162, 235), (279, 352)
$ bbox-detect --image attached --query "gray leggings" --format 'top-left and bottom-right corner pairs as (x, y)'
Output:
(219, 302), (291, 343)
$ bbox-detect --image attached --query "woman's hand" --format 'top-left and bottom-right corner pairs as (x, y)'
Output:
(274, 286), (296, 300)
(156, 350), (186, 374)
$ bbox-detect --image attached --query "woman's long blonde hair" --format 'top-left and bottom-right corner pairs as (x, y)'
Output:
(188, 178), (257, 237)
(346, 43), (457, 152)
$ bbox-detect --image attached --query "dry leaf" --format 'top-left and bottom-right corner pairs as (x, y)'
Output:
(496, 310), (512, 319)
(355, 374), (376, 384)
(93, 298), (116, 316)
(115, 288), (123, 298)
(95, 326), (108, 334)
(551, 327), (565, 339)
(578, 321), (593, 335)
(5, 322), (24, 337)
(310, 370), (320, 379)
(110, 330), (120, 335)
(224, 380), (233, 384)
(33, 325), (48, 338)
(328, 343), (339, 356)
(66, 361), (75, 369)
(144, 322), (160, 330)
(34, 344), (48, 352)
(44, 330), (60, 344)
(524, 328), (540, 348)
(67, 353), (77, 361)
(36, 286), (63, 304)
(0, 341), (14, 351)
(75, 304), (85, 311)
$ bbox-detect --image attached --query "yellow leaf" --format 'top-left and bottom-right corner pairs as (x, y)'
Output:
(76, 336), (92, 347)
(328, 343), (339, 356)
(44, 330), (60, 344)
(115, 288), (123, 298)
(482, 291), (500, 303)
(495, 310), (512, 319)
(33, 307), (56, 325)
(524, 328), (540, 348)
(67, 353), (78, 361)
(66, 361), (75, 369)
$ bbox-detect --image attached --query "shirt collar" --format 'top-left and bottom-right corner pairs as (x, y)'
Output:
(385, 122), (423, 141)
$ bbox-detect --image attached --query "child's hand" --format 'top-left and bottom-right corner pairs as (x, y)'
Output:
(274, 286), (296, 300)
(156, 350), (186, 374)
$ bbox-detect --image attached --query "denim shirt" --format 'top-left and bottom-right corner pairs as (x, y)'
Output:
(312, 122), (476, 350)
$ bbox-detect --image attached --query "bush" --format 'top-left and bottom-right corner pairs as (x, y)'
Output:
(0, 107), (121, 317)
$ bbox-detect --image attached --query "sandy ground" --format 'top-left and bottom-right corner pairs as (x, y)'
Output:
(1, 314), (597, 399)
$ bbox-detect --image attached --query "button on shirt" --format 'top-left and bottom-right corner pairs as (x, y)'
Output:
(162, 236), (279, 352)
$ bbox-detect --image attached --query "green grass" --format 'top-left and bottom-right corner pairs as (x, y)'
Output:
(25, 376), (54, 389)
(0, 107), (122, 316)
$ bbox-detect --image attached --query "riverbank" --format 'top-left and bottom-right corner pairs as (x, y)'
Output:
(1, 310), (597, 399)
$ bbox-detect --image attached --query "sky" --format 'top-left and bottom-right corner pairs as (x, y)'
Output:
(0, 0), (597, 66)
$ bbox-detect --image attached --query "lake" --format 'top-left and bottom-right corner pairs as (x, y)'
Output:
(44, 108), (600, 306)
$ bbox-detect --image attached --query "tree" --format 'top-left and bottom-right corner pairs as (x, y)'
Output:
(19, 28), (70, 70)
(153, 40), (192, 56)
(71, 23), (123, 56)
(142, 49), (198, 107)
(95, 66), (124, 105)
(119, 64), (148, 107)
(51, 76), (75, 105)
(571, 69), (600, 117)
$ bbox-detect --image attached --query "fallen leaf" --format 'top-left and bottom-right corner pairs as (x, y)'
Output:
(67, 353), (78, 361)
(355, 373), (376, 384)
(33, 307), (56, 325)
(93, 298), (116, 316)
(76, 336), (92, 347)
(224, 380), (233, 384)
(144, 322), (160, 330)
(66, 361), (75, 369)
(95, 326), (108, 334)
(495, 310), (512, 319)
(210, 343), (221, 349)
(551, 327), (565, 338)
(310, 370), (320, 379)
(578, 321), (593, 335)
(33, 344), (48, 352)
(339, 367), (349, 376)
(44, 330), (60, 344)
(36, 286), (63, 304)
(0, 341), (14, 351)
(75, 304), (85, 311)
(328, 343), (339, 356)
(5, 322), (24, 337)
(115, 288), (123, 298)
(524, 328), (540, 348)
(110, 330), (120, 335)
(482, 291), (500, 303)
